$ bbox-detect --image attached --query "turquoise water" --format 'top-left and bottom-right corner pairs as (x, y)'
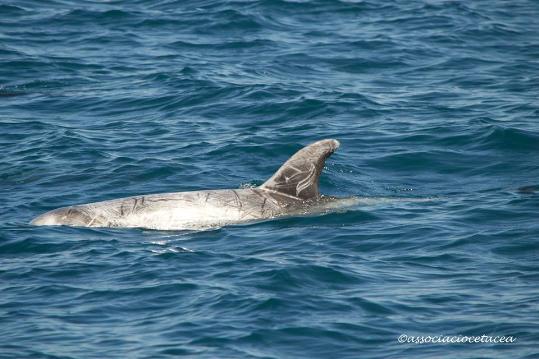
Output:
(1, 0), (539, 358)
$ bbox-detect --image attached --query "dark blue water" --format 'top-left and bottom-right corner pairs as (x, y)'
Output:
(1, 1), (539, 358)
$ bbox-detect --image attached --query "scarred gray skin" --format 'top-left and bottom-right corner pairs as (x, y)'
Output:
(31, 139), (350, 231)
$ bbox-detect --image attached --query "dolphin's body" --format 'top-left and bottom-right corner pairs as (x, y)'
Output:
(31, 139), (358, 231)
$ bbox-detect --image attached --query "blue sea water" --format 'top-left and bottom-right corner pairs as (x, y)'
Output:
(1, 0), (539, 358)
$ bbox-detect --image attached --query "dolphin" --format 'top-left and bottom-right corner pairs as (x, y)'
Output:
(31, 139), (360, 231)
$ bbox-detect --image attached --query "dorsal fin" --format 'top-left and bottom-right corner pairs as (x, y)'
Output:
(259, 139), (340, 200)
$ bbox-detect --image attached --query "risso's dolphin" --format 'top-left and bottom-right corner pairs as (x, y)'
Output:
(31, 139), (360, 231)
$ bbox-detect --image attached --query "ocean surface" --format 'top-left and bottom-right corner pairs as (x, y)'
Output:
(1, 0), (539, 358)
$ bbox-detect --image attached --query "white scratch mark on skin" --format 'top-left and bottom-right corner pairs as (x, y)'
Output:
(287, 165), (302, 173)
(87, 212), (99, 227)
(260, 188), (302, 201)
(296, 163), (316, 195)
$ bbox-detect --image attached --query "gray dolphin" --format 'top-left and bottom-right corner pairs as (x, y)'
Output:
(31, 139), (359, 230)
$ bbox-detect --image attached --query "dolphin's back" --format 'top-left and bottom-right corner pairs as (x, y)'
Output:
(31, 189), (289, 230)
